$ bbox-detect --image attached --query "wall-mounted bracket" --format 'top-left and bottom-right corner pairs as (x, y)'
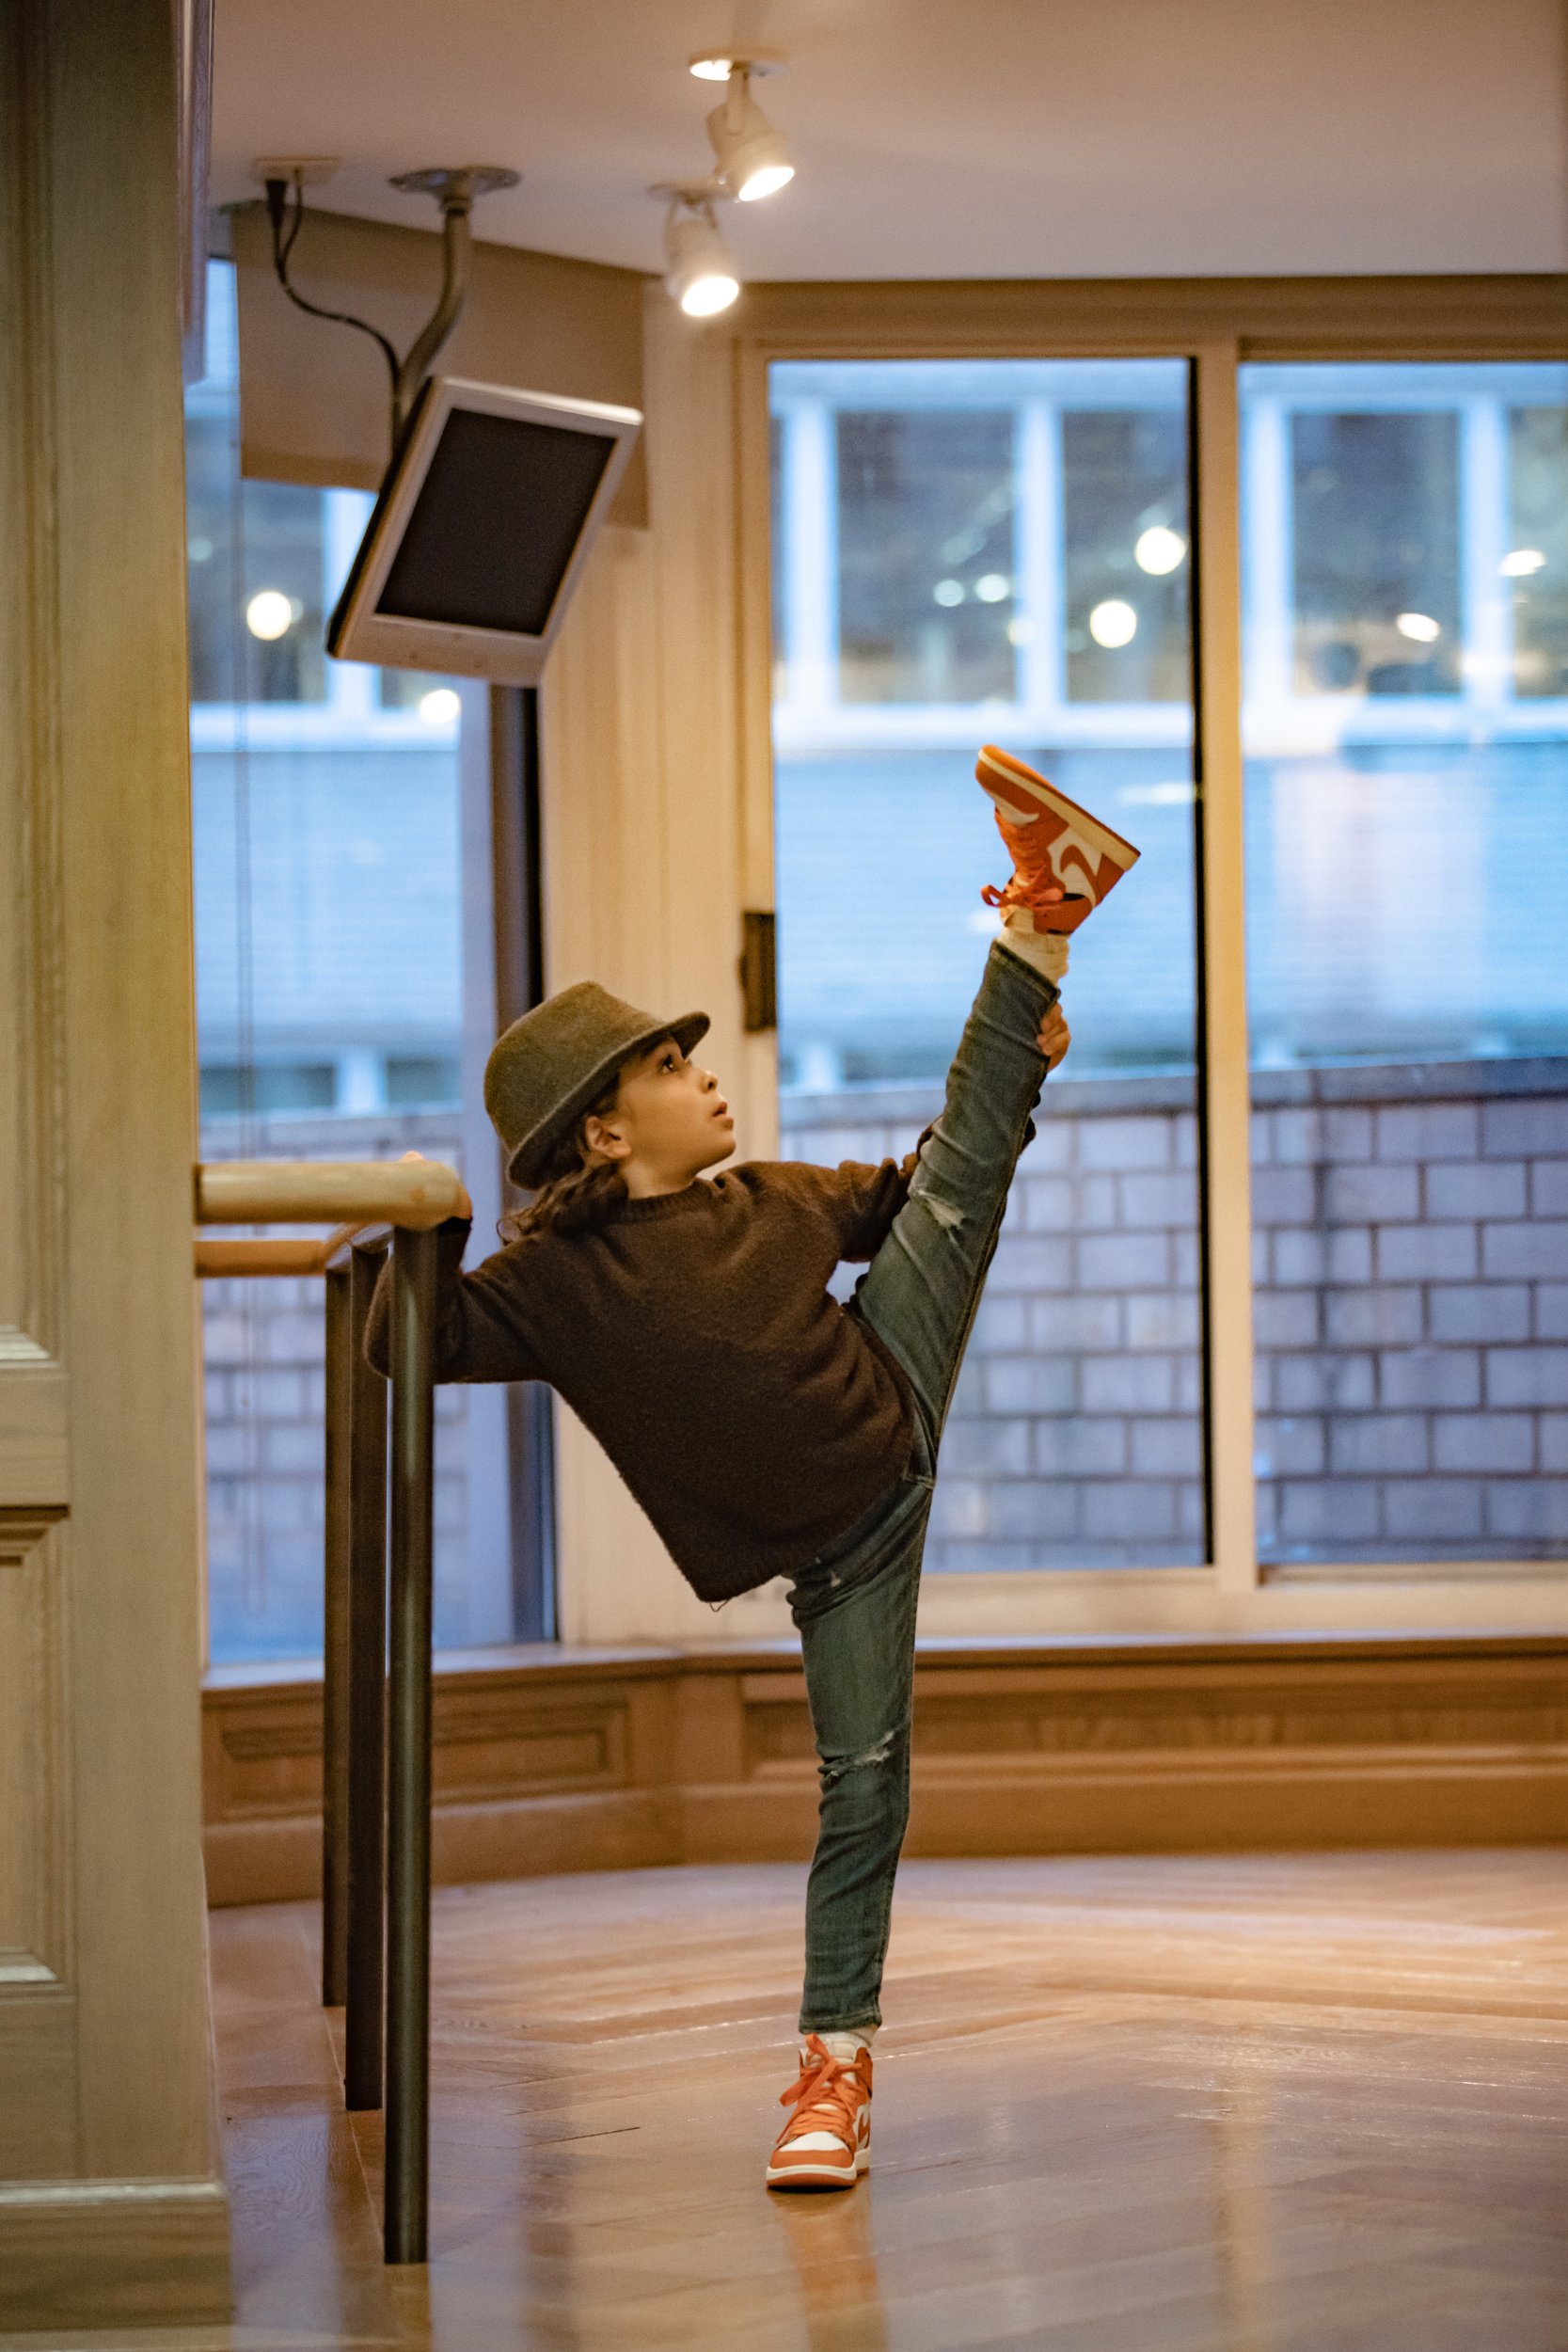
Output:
(255, 158), (521, 464)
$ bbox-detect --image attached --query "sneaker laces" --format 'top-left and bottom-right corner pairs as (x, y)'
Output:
(777, 2042), (866, 2149)
(982, 812), (1066, 914)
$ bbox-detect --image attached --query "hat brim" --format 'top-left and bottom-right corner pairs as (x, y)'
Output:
(506, 1009), (711, 1188)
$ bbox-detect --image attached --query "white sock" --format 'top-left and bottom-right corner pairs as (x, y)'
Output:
(997, 918), (1069, 982)
(813, 2026), (877, 2063)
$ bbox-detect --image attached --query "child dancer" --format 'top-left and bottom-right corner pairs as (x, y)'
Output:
(370, 748), (1136, 2190)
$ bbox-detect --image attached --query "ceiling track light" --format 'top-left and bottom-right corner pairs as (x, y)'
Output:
(688, 47), (786, 81)
(652, 183), (741, 318)
(697, 56), (794, 201)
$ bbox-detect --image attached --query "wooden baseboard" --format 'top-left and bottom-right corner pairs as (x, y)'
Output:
(202, 1633), (1568, 1907)
(203, 1788), (682, 1908)
(0, 2178), (230, 2329)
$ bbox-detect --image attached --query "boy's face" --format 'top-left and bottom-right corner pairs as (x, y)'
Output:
(584, 1036), (736, 1195)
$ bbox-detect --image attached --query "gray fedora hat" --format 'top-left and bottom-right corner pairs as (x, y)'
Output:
(483, 981), (710, 1188)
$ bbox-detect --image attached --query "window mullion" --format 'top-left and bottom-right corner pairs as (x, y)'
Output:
(1241, 395), (1292, 709)
(779, 399), (837, 718)
(1193, 342), (1259, 1604)
(1460, 396), (1512, 714)
(1015, 397), (1062, 722)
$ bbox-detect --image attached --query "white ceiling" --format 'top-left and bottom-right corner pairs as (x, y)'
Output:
(212, 0), (1568, 281)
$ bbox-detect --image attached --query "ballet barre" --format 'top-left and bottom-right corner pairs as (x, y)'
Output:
(195, 1158), (459, 2265)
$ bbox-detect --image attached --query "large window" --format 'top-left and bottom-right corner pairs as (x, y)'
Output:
(771, 360), (1206, 1568)
(768, 346), (1568, 1589)
(1242, 362), (1568, 1565)
(188, 264), (513, 1662)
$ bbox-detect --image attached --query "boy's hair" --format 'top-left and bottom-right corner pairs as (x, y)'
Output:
(499, 1071), (626, 1246)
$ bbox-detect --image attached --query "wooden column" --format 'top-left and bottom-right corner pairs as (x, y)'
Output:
(0, 0), (230, 2323)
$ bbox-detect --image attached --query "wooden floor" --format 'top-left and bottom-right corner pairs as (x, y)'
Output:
(11, 1851), (1568, 2351)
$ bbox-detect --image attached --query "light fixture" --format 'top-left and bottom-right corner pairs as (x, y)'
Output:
(1395, 612), (1441, 643)
(1088, 598), (1138, 648)
(1134, 525), (1187, 576)
(418, 687), (461, 724)
(689, 46), (785, 81)
(974, 573), (1011, 603)
(245, 589), (293, 641)
(704, 60), (794, 201)
(656, 187), (741, 316)
(1499, 548), (1546, 577)
(933, 579), (965, 607)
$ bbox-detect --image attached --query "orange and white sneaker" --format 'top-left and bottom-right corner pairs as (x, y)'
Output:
(976, 743), (1140, 935)
(766, 2036), (873, 2192)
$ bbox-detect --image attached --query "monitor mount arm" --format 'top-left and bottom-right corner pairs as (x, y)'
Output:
(262, 163), (521, 465)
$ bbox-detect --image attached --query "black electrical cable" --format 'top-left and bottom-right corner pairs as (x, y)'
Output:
(264, 176), (401, 453)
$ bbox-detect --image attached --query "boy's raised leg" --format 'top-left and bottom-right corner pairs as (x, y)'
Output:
(852, 936), (1057, 1446)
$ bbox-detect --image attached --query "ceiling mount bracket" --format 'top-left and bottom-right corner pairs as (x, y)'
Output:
(388, 167), (522, 437)
(256, 158), (521, 464)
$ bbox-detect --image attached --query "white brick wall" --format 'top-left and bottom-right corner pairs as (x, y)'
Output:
(1252, 1061), (1568, 1560)
(783, 1057), (1568, 1570)
(198, 1064), (1568, 1653)
(783, 1073), (1205, 1570)
(198, 1109), (474, 1663)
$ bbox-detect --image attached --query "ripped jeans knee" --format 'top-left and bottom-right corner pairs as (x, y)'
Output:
(817, 1721), (903, 1795)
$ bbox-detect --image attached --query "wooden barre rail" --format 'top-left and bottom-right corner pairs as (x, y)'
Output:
(189, 1158), (451, 2263)
(194, 1229), (369, 1279)
(195, 1158), (466, 1231)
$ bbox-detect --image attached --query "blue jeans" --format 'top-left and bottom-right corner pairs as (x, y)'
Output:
(787, 942), (1057, 2032)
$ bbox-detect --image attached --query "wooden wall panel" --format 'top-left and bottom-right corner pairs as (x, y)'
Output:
(539, 289), (793, 1650)
(0, 1522), (68, 1982)
(0, 0), (229, 2322)
(203, 1633), (1568, 1907)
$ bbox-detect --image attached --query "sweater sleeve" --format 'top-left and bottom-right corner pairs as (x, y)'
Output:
(364, 1216), (546, 1385)
(787, 1152), (923, 1263)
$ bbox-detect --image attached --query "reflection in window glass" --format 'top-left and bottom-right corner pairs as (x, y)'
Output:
(836, 409), (1017, 704)
(1291, 411), (1461, 695)
(186, 432), (327, 704)
(1509, 407), (1568, 697)
(189, 261), (507, 1662)
(771, 358), (1205, 1570)
(1243, 361), (1568, 1567)
(1063, 409), (1189, 704)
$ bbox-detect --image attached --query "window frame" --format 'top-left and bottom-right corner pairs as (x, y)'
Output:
(734, 273), (1568, 1638)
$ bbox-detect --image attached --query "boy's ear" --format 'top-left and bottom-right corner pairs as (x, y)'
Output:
(582, 1112), (628, 1163)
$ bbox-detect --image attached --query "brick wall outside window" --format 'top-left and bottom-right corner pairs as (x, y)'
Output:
(781, 1057), (1568, 1569)
(196, 1063), (1568, 1660)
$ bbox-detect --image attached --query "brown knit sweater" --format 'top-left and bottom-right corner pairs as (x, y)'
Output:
(365, 1156), (921, 1602)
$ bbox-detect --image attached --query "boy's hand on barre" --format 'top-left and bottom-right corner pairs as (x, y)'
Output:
(1037, 1005), (1070, 1071)
(400, 1150), (473, 1221)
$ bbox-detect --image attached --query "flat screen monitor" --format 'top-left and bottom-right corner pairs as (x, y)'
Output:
(326, 376), (641, 685)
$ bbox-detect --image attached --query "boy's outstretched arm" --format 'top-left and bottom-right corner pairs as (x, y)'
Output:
(363, 1214), (546, 1386)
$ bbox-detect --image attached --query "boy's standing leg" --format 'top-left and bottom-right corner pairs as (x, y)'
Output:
(768, 942), (1058, 2192)
(800, 948), (1062, 1947)
(768, 750), (1137, 2192)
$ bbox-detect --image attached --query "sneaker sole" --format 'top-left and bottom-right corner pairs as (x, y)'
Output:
(765, 2148), (869, 2192)
(976, 744), (1140, 871)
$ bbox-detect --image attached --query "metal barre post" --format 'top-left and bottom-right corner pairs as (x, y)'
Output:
(344, 1238), (389, 2113)
(383, 1226), (437, 2265)
(321, 1263), (353, 2008)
